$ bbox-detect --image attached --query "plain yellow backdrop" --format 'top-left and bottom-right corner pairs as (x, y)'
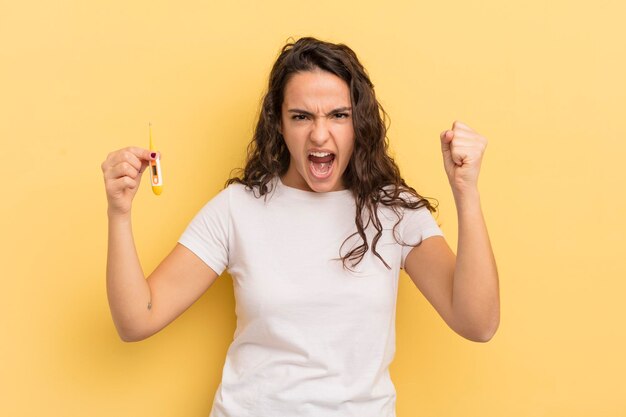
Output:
(1, 0), (624, 416)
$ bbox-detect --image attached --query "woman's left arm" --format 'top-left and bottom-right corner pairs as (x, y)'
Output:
(404, 121), (500, 342)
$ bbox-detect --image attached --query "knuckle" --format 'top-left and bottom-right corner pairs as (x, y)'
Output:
(123, 151), (135, 164)
(103, 167), (114, 179)
(124, 176), (136, 189)
(121, 162), (137, 178)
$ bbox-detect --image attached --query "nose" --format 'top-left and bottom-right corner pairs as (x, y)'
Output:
(310, 118), (331, 145)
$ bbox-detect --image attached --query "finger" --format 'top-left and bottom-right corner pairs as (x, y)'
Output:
(106, 175), (139, 195)
(452, 120), (472, 132)
(128, 146), (158, 162)
(110, 147), (156, 168)
(103, 150), (137, 173)
(447, 129), (478, 140)
(440, 129), (453, 141)
(139, 150), (161, 175)
(440, 130), (454, 147)
(441, 130), (463, 166)
(440, 130), (455, 168)
(138, 160), (149, 175)
(452, 120), (476, 133)
(451, 148), (465, 166)
(446, 130), (488, 152)
(139, 150), (160, 174)
(104, 161), (140, 181)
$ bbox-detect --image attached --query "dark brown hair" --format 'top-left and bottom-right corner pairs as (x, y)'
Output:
(226, 37), (438, 270)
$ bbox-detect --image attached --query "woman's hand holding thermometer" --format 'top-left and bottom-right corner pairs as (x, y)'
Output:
(101, 132), (161, 217)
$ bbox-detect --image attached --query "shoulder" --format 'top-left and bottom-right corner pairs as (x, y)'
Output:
(214, 181), (261, 199)
(373, 185), (439, 232)
(377, 185), (431, 216)
(379, 184), (422, 203)
(224, 177), (280, 196)
(216, 180), (281, 213)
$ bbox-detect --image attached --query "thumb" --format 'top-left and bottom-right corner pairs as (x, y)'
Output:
(440, 130), (454, 158)
(139, 150), (160, 174)
(440, 130), (456, 174)
(440, 130), (453, 149)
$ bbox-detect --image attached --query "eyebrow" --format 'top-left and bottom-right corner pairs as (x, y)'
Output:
(287, 107), (352, 116)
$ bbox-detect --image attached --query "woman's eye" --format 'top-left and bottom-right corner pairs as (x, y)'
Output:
(334, 113), (349, 119)
(292, 114), (308, 121)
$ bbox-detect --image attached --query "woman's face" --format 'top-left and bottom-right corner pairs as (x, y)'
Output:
(279, 69), (355, 193)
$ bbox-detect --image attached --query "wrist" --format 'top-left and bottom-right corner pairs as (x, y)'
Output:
(452, 187), (481, 210)
(452, 185), (480, 200)
(107, 208), (132, 223)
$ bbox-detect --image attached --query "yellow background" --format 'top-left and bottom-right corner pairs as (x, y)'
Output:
(1, 0), (624, 416)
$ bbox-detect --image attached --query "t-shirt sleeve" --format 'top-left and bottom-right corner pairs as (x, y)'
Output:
(177, 186), (230, 277)
(399, 205), (444, 270)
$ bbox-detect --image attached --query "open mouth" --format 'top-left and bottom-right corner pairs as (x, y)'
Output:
(308, 152), (335, 178)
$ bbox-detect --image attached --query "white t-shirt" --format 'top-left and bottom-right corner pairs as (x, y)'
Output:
(178, 175), (444, 417)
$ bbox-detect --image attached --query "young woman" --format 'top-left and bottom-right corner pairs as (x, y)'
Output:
(101, 37), (499, 417)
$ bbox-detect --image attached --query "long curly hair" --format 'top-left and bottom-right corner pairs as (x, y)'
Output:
(226, 37), (438, 271)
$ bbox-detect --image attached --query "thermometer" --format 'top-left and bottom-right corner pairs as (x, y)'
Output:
(149, 122), (163, 195)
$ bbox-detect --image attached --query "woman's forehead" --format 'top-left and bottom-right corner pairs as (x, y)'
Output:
(283, 70), (351, 110)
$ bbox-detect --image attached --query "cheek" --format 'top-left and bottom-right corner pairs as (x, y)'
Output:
(337, 127), (355, 155)
(281, 132), (305, 164)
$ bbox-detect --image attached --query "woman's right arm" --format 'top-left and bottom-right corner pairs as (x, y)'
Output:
(102, 147), (219, 342)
